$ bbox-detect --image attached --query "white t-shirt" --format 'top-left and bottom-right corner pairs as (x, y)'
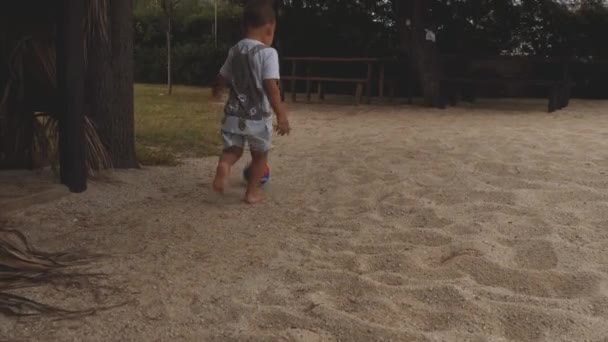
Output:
(219, 38), (280, 127)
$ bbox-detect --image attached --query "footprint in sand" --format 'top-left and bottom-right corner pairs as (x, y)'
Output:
(496, 304), (580, 341)
(450, 222), (484, 235)
(418, 189), (516, 206)
(363, 252), (419, 274)
(473, 161), (521, 177)
(454, 256), (599, 299)
(408, 161), (459, 187)
(481, 175), (544, 190)
(474, 161), (557, 182)
(514, 239), (558, 270)
(389, 229), (453, 247)
(283, 328), (336, 342)
(494, 215), (553, 238)
(364, 252), (462, 281)
(404, 207), (452, 228)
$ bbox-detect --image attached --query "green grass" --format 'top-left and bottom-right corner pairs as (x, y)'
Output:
(134, 84), (222, 165)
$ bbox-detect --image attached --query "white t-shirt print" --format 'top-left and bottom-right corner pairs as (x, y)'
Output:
(219, 39), (280, 135)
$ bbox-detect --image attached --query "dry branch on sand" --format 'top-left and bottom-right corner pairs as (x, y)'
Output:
(0, 228), (107, 317)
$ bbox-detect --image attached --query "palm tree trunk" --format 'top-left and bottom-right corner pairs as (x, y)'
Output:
(88, 0), (138, 169)
(108, 0), (138, 168)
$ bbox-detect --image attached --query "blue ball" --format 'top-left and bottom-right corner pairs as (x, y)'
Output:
(243, 163), (270, 185)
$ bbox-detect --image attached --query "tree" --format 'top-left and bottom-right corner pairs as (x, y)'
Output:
(395, 0), (442, 107)
(87, 0), (138, 168)
(159, 0), (181, 95)
(109, 0), (138, 168)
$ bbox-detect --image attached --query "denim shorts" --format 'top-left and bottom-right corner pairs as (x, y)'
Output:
(221, 130), (271, 152)
(220, 115), (273, 152)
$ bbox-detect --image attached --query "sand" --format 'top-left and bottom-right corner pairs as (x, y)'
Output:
(2, 99), (608, 341)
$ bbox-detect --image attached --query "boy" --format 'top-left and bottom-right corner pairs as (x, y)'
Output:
(211, 0), (290, 204)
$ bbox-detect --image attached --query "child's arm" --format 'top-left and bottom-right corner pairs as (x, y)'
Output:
(213, 48), (233, 101)
(211, 74), (228, 101)
(264, 79), (290, 135)
(261, 47), (290, 136)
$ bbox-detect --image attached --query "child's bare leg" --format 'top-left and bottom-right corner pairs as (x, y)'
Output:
(213, 147), (243, 193)
(244, 150), (267, 204)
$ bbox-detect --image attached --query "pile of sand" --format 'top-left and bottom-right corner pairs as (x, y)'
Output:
(2, 99), (608, 341)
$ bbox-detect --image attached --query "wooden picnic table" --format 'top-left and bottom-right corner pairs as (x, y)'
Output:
(281, 57), (392, 104)
(438, 54), (576, 112)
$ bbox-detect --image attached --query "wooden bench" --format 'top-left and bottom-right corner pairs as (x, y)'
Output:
(439, 55), (575, 113)
(281, 57), (383, 105)
(281, 76), (367, 104)
(440, 78), (573, 113)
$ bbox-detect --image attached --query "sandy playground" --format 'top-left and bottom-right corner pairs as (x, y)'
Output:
(2, 99), (608, 341)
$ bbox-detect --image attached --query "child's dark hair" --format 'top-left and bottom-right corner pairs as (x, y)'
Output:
(243, 0), (276, 29)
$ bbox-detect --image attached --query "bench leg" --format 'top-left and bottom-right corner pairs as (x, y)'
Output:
(462, 84), (476, 103)
(407, 80), (413, 105)
(366, 63), (373, 104)
(378, 64), (385, 100)
(306, 79), (312, 102)
(280, 80), (285, 102)
(548, 85), (559, 113)
(439, 82), (450, 109)
(355, 83), (363, 105)
(447, 83), (459, 106)
(317, 82), (325, 100)
(560, 84), (571, 109)
(291, 80), (297, 102)
(388, 82), (396, 103)
(558, 85), (566, 109)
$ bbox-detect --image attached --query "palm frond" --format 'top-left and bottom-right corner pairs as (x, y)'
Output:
(0, 37), (30, 121)
(85, 0), (110, 67)
(0, 292), (94, 317)
(30, 40), (56, 89)
(33, 113), (112, 176)
(0, 0), (123, 318)
(0, 228), (106, 317)
(85, 115), (113, 173)
(87, 0), (110, 44)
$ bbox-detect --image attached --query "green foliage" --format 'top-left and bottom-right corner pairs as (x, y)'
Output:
(134, 1), (241, 85)
(428, 0), (608, 57)
(277, 1), (398, 57)
(133, 0), (608, 95)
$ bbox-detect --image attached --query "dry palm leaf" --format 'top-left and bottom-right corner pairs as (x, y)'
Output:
(0, 292), (94, 317)
(87, 0), (109, 44)
(85, 115), (113, 173)
(85, 0), (110, 66)
(32, 113), (112, 175)
(0, 228), (90, 269)
(0, 228), (109, 317)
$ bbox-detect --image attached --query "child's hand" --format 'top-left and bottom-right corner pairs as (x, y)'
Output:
(211, 74), (227, 103)
(211, 86), (222, 102)
(275, 117), (291, 136)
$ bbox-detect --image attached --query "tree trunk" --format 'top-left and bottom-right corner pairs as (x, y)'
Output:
(273, 0), (283, 61)
(87, 0), (138, 169)
(57, 0), (87, 192)
(396, 0), (442, 107)
(0, 36), (33, 169)
(0, 106), (33, 169)
(86, 0), (113, 166)
(108, 0), (138, 168)
(166, 18), (172, 95)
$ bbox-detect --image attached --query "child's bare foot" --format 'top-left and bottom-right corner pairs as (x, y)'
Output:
(212, 162), (230, 193)
(244, 190), (265, 204)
